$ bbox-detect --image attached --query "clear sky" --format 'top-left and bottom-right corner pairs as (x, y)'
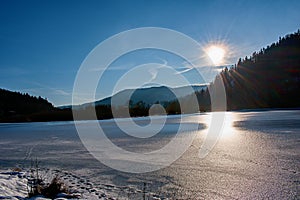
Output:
(0, 0), (299, 106)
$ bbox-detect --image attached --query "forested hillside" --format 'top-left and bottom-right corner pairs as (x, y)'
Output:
(197, 29), (300, 110)
(0, 89), (54, 120)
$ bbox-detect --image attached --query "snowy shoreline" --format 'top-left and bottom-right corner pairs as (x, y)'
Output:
(0, 168), (131, 200)
(0, 167), (162, 200)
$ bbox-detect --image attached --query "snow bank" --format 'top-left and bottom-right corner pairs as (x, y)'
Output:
(0, 169), (104, 200)
(0, 170), (28, 199)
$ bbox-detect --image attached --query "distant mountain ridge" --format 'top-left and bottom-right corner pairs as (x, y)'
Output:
(97, 85), (206, 105)
(68, 85), (207, 109)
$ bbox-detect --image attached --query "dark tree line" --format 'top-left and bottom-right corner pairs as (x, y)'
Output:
(218, 29), (300, 110)
(1, 30), (299, 122)
(0, 89), (54, 120)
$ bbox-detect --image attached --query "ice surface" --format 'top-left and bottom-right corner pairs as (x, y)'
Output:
(0, 111), (299, 199)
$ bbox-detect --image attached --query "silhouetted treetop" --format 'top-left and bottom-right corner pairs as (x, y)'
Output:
(216, 29), (300, 110)
(0, 88), (54, 119)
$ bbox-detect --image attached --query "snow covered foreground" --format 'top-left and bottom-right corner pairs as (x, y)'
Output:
(0, 170), (27, 199)
(0, 169), (117, 200)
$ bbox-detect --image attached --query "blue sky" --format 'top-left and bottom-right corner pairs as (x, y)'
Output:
(0, 0), (300, 106)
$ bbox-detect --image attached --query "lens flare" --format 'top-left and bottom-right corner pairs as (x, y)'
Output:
(206, 45), (225, 65)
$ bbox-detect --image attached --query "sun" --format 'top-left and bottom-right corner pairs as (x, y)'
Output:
(206, 45), (225, 66)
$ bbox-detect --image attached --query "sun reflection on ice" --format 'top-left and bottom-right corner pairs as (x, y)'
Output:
(220, 112), (236, 138)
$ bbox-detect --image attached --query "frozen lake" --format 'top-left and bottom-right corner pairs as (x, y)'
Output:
(0, 110), (299, 199)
